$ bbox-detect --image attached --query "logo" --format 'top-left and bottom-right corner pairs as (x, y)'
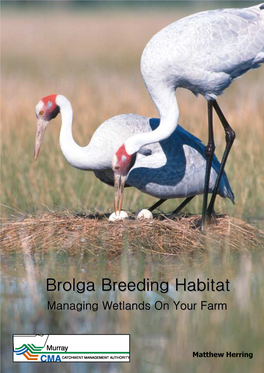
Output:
(14, 343), (44, 361)
(13, 335), (130, 363)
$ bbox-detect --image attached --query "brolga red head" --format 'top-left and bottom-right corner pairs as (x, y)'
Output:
(34, 94), (60, 159)
(112, 144), (136, 215)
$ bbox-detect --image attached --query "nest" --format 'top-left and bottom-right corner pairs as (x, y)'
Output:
(1, 211), (263, 256)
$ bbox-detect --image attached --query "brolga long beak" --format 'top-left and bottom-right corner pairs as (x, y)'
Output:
(114, 174), (126, 215)
(34, 119), (49, 160)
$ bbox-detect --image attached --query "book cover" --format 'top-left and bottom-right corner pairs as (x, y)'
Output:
(1, 1), (263, 372)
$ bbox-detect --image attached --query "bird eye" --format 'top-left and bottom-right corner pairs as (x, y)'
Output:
(40, 110), (44, 115)
(115, 166), (120, 170)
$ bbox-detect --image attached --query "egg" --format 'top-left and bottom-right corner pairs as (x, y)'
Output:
(109, 211), (129, 221)
(136, 209), (153, 220)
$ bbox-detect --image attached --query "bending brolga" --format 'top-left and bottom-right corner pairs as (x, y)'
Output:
(34, 95), (234, 215)
(112, 3), (264, 229)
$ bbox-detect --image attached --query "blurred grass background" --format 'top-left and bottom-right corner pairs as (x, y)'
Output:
(1, 1), (264, 224)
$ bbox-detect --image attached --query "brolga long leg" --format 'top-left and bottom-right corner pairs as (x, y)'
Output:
(148, 199), (166, 212)
(148, 196), (195, 214)
(172, 196), (195, 215)
(201, 101), (215, 230)
(207, 101), (236, 217)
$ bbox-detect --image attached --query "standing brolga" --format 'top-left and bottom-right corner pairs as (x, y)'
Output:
(112, 3), (264, 229)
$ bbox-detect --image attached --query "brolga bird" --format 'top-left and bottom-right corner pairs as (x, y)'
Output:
(34, 94), (234, 215)
(112, 3), (264, 229)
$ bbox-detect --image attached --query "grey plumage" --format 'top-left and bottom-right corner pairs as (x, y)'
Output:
(92, 114), (234, 203)
(37, 96), (234, 211)
(128, 3), (263, 222)
(141, 4), (264, 101)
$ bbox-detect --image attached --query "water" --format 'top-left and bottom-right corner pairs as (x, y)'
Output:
(1, 248), (264, 373)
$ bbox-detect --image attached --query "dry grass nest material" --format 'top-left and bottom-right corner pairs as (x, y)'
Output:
(1, 212), (264, 255)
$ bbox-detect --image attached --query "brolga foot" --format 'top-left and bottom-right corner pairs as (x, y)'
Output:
(206, 208), (218, 224)
(199, 208), (218, 233)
